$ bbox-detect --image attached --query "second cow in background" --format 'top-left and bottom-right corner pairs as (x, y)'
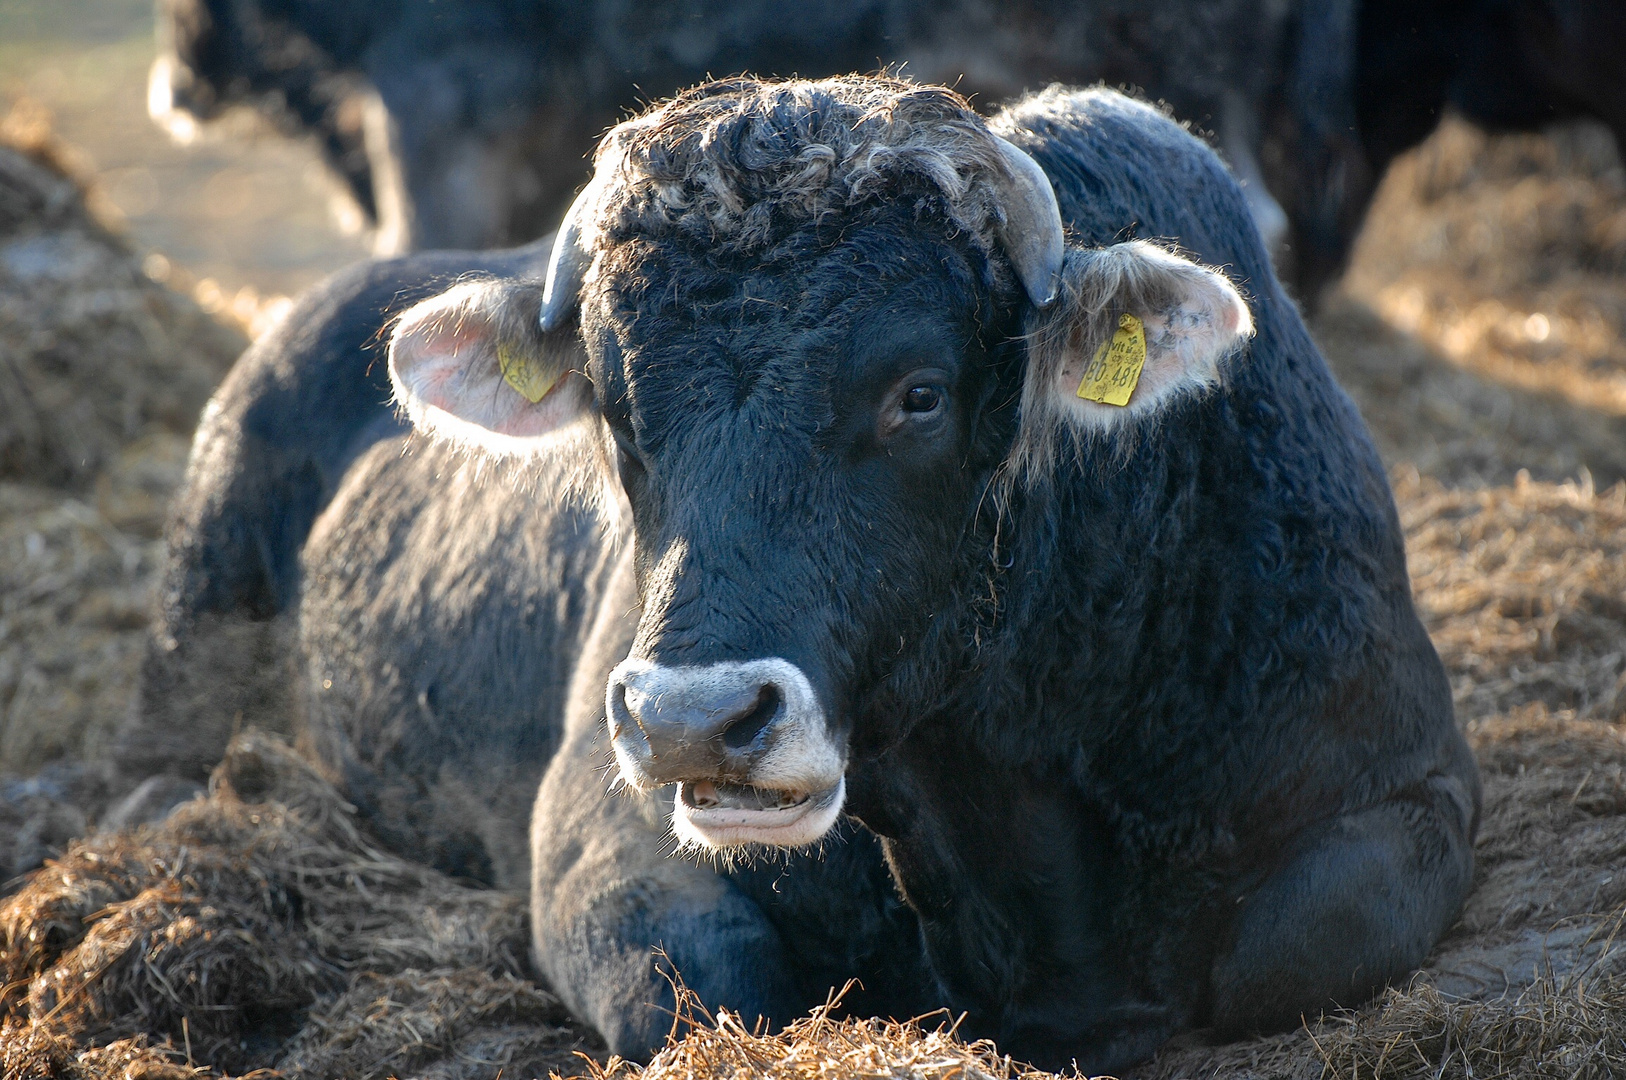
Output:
(148, 0), (1349, 291)
(148, 0), (1626, 300)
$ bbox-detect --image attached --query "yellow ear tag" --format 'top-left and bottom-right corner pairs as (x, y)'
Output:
(1075, 312), (1147, 407)
(498, 341), (560, 404)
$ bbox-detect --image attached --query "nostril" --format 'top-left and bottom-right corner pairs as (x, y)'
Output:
(721, 685), (781, 750)
(609, 681), (637, 741)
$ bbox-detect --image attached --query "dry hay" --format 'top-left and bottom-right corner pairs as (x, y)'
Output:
(0, 443), (212, 876)
(1394, 472), (1626, 970)
(0, 460), (172, 770)
(0, 105), (243, 873)
(0, 731), (597, 1079)
(591, 989), (1073, 1080)
(1314, 115), (1626, 488)
(1311, 298), (1626, 489)
(2, 1024), (208, 1080)
(1402, 470), (1626, 732)
(1347, 116), (1626, 415)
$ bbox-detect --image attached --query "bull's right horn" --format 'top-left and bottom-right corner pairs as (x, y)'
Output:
(540, 114), (660, 333)
(989, 135), (1065, 310)
(539, 174), (604, 333)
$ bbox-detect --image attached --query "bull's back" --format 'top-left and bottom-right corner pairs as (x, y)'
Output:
(122, 237), (610, 885)
(300, 438), (616, 888)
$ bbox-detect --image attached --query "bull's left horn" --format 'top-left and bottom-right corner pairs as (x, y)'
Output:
(540, 115), (659, 333)
(990, 135), (1065, 309)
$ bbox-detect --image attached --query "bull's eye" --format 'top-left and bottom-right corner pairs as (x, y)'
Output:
(902, 386), (942, 413)
(878, 370), (952, 441)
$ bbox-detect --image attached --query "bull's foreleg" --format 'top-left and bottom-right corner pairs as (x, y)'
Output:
(529, 561), (798, 1059)
(1208, 770), (1478, 1033)
(530, 717), (800, 1058)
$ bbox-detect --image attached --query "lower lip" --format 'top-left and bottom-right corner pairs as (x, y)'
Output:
(672, 778), (846, 848)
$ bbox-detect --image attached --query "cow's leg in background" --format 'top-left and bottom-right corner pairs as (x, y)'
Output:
(357, 87), (414, 256)
(368, 55), (563, 252)
(1209, 766), (1478, 1033)
(1217, 92), (1288, 257)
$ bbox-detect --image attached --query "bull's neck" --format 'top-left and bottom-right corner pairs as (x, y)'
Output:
(846, 724), (1137, 1061)
(846, 418), (1219, 1016)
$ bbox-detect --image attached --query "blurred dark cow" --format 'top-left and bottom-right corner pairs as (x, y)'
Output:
(1337, 0), (1626, 291)
(149, 0), (1626, 298)
(130, 76), (1478, 1073)
(147, 0), (1337, 277)
(1358, 0), (1626, 171)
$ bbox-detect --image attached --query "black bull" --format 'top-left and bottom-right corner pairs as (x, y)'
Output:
(127, 81), (1478, 1074)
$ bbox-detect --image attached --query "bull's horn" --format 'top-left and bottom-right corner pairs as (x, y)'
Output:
(990, 135), (1064, 309)
(539, 174), (603, 333)
(540, 116), (659, 332)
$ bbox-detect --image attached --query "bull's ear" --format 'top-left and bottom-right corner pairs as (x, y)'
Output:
(388, 279), (591, 455)
(1017, 240), (1252, 460)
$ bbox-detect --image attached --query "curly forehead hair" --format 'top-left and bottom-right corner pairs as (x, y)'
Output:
(590, 75), (1015, 256)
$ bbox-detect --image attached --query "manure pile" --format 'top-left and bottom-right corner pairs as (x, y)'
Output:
(3, 109), (1626, 1079)
(0, 113), (246, 878)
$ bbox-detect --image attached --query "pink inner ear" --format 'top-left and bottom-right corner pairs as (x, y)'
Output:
(398, 323), (490, 414)
(391, 281), (589, 450)
(501, 372), (577, 436)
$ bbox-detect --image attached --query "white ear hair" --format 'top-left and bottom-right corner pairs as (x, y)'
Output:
(1012, 240), (1253, 475)
(389, 279), (591, 457)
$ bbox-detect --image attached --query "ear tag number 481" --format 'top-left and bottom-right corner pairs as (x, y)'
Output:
(1076, 312), (1146, 407)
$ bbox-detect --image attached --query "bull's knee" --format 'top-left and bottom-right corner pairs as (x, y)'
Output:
(536, 875), (796, 1060)
(1211, 772), (1476, 1034)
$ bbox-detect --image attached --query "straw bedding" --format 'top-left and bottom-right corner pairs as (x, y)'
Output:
(1318, 116), (1626, 490)
(0, 101), (243, 489)
(4, 109), (1626, 1078)
(1, 732), (594, 1079)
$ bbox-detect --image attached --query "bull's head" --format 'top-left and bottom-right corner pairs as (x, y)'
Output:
(388, 78), (1252, 851)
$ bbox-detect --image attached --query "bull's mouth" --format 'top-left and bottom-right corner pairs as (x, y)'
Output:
(671, 776), (846, 849)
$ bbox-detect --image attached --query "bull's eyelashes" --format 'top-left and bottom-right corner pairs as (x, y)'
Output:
(611, 423), (647, 492)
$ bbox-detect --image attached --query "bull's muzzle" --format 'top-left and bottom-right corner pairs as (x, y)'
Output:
(606, 657), (846, 849)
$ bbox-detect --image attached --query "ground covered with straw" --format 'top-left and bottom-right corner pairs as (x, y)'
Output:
(2, 732), (593, 1080)
(3, 107), (1626, 1080)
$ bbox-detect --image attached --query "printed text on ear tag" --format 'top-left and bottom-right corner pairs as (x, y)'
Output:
(498, 341), (560, 403)
(1076, 312), (1147, 407)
